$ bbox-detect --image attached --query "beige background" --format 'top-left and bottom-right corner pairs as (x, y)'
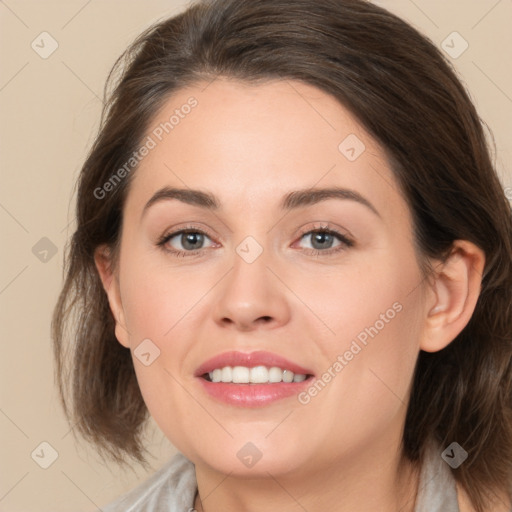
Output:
(0, 0), (511, 510)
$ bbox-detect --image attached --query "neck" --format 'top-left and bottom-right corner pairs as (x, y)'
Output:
(193, 439), (420, 512)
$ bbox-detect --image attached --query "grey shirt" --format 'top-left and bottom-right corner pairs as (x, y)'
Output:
(102, 443), (460, 512)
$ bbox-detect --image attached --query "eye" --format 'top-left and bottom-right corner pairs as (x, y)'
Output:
(156, 224), (354, 258)
(296, 227), (354, 256)
(157, 228), (216, 256)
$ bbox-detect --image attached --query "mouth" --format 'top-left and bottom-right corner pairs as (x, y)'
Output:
(195, 351), (315, 407)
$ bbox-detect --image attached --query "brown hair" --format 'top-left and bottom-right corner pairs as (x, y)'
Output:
(52, 0), (512, 509)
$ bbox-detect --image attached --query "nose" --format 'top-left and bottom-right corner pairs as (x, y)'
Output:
(212, 249), (291, 332)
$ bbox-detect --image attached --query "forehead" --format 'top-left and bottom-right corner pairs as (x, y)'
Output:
(125, 78), (408, 223)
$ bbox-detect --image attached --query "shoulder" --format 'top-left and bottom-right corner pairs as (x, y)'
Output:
(101, 453), (197, 512)
(417, 440), (511, 512)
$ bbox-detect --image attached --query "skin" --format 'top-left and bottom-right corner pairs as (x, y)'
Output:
(95, 78), (486, 512)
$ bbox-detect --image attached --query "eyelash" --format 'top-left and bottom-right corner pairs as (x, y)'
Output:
(156, 223), (354, 258)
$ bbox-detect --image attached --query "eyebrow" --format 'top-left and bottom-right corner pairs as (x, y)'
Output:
(141, 186), (380, 217)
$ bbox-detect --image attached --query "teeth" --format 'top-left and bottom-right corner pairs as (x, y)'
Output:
(268, 367), (282, 383)
(232, 366), (250, 383)
(282, 369), (294, 383)
(206, 366), (308, 384)
(221, 367), (232, 383)
(250, 366), (269, 383)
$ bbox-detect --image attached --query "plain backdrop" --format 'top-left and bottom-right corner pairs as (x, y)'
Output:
(0, 1), (511, 510)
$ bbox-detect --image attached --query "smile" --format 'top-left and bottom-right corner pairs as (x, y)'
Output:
(195, 351), (314, 407)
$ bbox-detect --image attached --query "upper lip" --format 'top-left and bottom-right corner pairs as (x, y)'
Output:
(195, 350), (314, 377)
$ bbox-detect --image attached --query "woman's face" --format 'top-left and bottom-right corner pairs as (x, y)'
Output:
(105, 78), (431, 477)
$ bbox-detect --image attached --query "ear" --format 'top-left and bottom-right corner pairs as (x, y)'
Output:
(94, 244), (130, 348)
(420, 240), (485, 353)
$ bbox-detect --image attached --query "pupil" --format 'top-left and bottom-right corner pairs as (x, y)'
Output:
(182, 232), (203, 250)
(312, 232), (333, 250)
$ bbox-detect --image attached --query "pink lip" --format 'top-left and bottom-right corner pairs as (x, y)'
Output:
(195, 351), (314, 408)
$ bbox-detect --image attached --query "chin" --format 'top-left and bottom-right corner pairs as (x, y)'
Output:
(190, 437), (313, 478)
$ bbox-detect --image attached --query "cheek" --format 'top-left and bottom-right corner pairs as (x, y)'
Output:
(316, 257), (423, 417)
(119, 252), (212, 342)
(302, 245), (423, 351)
(301, 243), (424, 397)
(339, 297), (422, 397)
(116, 253), (223, 448)
(289, 264), (424, 465)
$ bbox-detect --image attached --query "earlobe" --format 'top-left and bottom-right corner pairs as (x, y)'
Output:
(93, 245), (130, 348)
(420, 240), (485, 353)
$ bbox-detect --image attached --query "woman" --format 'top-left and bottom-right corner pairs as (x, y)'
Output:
(52, 0), (512, 510)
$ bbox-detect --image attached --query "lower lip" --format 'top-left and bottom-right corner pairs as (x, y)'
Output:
(197, 378), (312, 407)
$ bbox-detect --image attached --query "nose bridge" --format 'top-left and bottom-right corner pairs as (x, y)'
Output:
(231, 236), (270, 296)
(212, 234), (290, 330)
